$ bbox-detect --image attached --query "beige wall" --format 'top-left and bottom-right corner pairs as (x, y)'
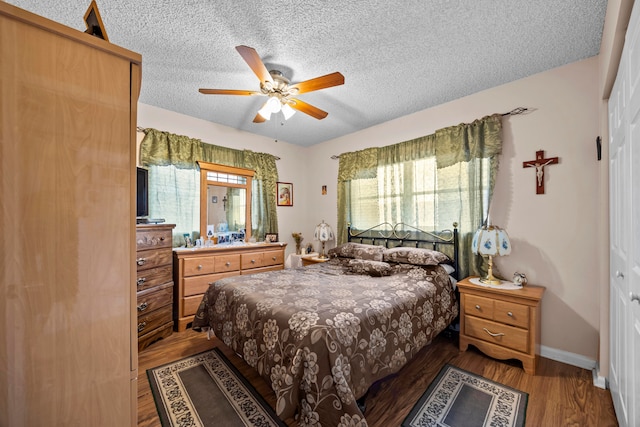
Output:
(138, 0), (634, 365)
(306, 57), (602, 363)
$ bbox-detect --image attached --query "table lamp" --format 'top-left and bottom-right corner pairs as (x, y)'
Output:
(471, 224), (511, 285)
(314, 220), (334, 259)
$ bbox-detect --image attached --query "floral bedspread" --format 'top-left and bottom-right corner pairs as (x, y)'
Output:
(192, 258), (458, 426)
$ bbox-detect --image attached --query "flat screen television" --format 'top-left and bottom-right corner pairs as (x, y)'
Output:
(136, 167), (149, 218)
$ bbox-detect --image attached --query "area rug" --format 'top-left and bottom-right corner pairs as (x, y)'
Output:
(147, 347), (286, 427)
(402, 364), (528, 427)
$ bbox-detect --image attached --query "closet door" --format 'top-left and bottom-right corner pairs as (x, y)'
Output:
(609, 52), (630, 427)
(609, 2), (640, 426)
(627, 6), (640, 423)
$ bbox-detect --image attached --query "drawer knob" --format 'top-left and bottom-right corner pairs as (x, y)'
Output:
(137, 302), (148, 312)
(160, 236), (165, 241)
(225, 261), (231, 267)
(631, 293), (640, 304)
(475, 304), (481, 310)
(507, 311), (513, 317)
(137, 322), (147, 332)
(197, 264), (203, 270)
(272, 256), (277, 261)
(251, 259), (256, 264)
(616, 270), (625, 279)
(136, 277), (146, 287)
(482, 327), (505, 338)
(136, 258), (146, 266)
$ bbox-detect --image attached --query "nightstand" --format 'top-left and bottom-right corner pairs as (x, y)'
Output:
(457, 276), (545, 375)
(301, 255), (330, 266)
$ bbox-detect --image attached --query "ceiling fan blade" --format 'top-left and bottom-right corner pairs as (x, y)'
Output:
(289, 98), (329, 120)
(289, 72), (345, 95)
(253, 113), (266, 123)
(235, 45), (274, 84)
(199, 89), (260, 95)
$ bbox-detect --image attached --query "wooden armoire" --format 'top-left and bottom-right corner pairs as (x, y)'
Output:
(0, 3), (141, 426)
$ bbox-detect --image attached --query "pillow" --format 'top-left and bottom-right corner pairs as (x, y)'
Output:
(347, 259), (393, 277)
(383, 246), (451, 266)
(441, 263), (456, 275)
(328, 242), (385, 261)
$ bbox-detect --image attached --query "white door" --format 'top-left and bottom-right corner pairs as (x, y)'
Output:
(609, 2), (640, 426)
(628, 17), (640, 424)
(609, 54), (630, 427)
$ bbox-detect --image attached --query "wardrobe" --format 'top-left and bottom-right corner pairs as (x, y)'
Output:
(608, 1), (640, 426)
(0, 3), (141, 426)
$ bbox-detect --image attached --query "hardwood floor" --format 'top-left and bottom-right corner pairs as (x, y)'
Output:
(137, 329), (618, 426)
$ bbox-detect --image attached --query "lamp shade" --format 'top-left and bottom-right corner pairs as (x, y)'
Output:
(472, 225), (511, 256)
(314, 221), (334, 242)
(281, 103), (296, 120)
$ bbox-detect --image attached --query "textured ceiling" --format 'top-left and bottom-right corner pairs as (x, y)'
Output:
(8, 1), (608, 146)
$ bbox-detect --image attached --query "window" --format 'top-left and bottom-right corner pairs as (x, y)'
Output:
(347, 157), (490, 232)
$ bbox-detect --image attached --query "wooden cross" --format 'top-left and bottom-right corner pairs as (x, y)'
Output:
(523, 150), (559, 194)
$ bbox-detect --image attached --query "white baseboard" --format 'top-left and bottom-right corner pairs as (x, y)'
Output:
(540, 345), (596, 370)
(540, 345), (607, 389)
(592, 366), (607, 389)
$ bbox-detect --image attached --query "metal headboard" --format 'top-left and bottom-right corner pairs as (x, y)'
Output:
(347, 222), (459, 279)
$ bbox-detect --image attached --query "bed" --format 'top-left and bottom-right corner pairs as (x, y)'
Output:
(192, 223), (459, 426)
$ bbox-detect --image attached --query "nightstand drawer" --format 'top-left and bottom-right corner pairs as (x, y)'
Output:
(465, 316), (529, 353)
(494, 300), (529, 328)
(465, 294), (494, 320)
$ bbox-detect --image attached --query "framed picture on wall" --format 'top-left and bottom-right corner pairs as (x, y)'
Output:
(277, 182), (293, 206)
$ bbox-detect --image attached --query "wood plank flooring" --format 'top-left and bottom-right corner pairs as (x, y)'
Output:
(137, 329), (618, 426)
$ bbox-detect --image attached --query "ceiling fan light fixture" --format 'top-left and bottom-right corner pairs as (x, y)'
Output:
(266, 97), (281, 114)
(281, 103), (296, 120)
(257, 103), (272, 120)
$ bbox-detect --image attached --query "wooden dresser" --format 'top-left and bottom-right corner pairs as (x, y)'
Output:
(458, 276), (545, 375)
(136, 224), (175, 350)
(173, 243), (286, 331)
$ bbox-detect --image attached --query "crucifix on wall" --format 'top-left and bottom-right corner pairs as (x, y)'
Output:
(522, 150), (559, 194)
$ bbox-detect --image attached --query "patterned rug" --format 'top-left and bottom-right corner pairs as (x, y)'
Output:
(147, 348), (286, 427)
(402, 364), (528, 427)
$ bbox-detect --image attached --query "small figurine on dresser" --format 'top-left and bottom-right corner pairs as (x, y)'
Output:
(513, 272), (528, 286)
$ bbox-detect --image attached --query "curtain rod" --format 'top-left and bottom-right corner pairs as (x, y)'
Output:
(330, 107), (530, 159)
(135, 126), (280, 160)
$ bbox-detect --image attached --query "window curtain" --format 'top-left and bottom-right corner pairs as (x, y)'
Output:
(139, 128), (279, 244)
(337, 114), (502, 278)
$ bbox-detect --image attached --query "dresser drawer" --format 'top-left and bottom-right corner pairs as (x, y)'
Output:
(183, 256), (215, 276)
(183, 272), (237, 296)
(183, 294), (204, 317)
(241, 252), (264, 269)
(240, 264), (283, 275)
(262, 250), (284, 267)
(214, 254), (241, 272)
(137, 304), (172, 337)
(465, 316), (529, 353)
(136, 228), (172, 251)
(494, 300), (529, 328)
(464, 294), (494, 320)
(137, 282), (173, 315)
(136, 248), (172, 271)
(136, 264), (172, 292)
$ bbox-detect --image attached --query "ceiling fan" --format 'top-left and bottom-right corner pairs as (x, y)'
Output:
(199, 45), (345, 123)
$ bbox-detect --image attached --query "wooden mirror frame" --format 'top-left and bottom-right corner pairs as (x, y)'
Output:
(197, 161), (254, 242)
